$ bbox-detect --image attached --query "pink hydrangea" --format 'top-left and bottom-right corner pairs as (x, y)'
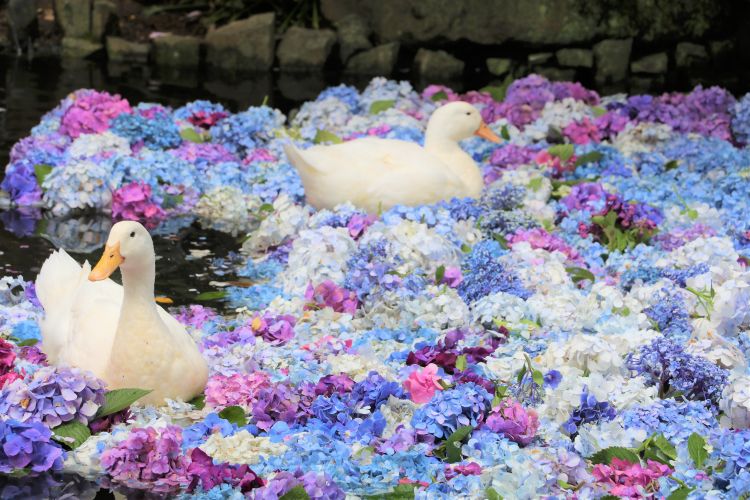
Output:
(204, 372), (271, 409)
(445, 462), (482, 480)
(440, 266), (463, 288)
(347, 214), (376, 239)
(592, 458), (673, 498)
(563, 118), (602, 145)
(534, 150), (577, 177)
(484, 398), (539, 446)
(59, 90), (132, 138)
(0, 339), (16, 374)
(422, 85), (460, 102)
(403, 364), (442, 404)
(304, 281), (359, 315)
(100, 426), (188, 493)
(111, 182), (166, 229)
(175, 305), (217, 330)
(244, 148), (277, 165)
(508, 228), (581, 262)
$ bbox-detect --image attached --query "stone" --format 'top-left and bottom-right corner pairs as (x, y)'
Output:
(630, 52), (667, 74)
(709, 39), (734, 65)
(527, 52), (553, 65)
(336, 14), (372, 62)
(154, 35), (202, 68)
(593, 38), (633, 84)
(8, 0), (38, 38)
(536, 66), (576, 82)
(205, 13), (275, 72)
(62, 37), (102, 58)
(279, 72), (327, 101)
(556, 48), (593, 68)
(91, 0), (117, 40)
(629, 75), (665, 94)
(486, 58), (513, 76)
(345, 42), (400, 75)
(277, 27), (337, 70)
(321, 0), (731, 46)
(55, 0), (91, 38)
(675, 42), (708, 68)
(413, 48), (464, 80)
(106, 36), (150, 63)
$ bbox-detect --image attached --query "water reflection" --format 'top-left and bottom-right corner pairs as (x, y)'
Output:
(0, 472), (111, 500)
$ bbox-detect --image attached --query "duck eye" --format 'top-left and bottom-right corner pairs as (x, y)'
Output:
(130, 231), (136, 238)
(465, 111), (471, 115)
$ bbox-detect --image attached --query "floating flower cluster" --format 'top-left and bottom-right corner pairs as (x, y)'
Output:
(1, 75), (750, 498)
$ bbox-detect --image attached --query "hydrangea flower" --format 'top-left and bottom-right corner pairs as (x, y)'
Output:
(0, 419), (65, 473)
(484, 398), (539, 446)
(592, 458), (673, 498)
(411, 383), (491, 439)
(403, 364), (442, 404)
(58, 89), (132, 138)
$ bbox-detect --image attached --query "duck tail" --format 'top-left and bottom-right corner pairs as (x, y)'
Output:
(35, 249), (86, 310)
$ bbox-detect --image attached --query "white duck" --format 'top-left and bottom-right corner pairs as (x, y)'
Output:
(284, 101), (500, 214)
(36, 221), (208, 406)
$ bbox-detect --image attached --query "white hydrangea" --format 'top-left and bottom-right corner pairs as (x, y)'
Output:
(471, 291), (532, 326)
(194, 187), (263, 236)
(573, 419), (648, 457)
(484, 348), (528, 381)
(522, 98), (594, 142)
(280, 226), (356, 294)
(539, 333), (624, 375)
(68, 131), (131, 159)
(525, 291), (582, 332)
(327, 353), (394, 382)
(380, 396), (419, 437)
(200, 430), (287, 465)
(64, 429), (128, 479)
(720, 374), (750, 429)
(291, 97), (353, 140)
(242, 193), (311, 254)
(361, 287), (469, 331)
(504, 243), (570, 292)
(42, 159), (118, 215)
(686, 329), (747, 371)
(612, 122), (674, 156)
(662, 203), (723, 230)
(670, 237), (740, 270)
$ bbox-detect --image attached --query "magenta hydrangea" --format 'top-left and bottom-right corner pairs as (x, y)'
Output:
(186, 448), (264, 493)
(508, 228), (581, 262)
(58, 89), (132, 138)
(100, 425), (189, 493)
(250, 314), (296, 346)
(484, 398), (539, 446)
(304, 281), (359, 314)
(111, 181), (167, 229)
(204, 372), (271, 409)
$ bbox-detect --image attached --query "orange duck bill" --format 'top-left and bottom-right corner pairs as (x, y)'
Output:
(89, 242), (124, 281)
(474, 121), (501, 143)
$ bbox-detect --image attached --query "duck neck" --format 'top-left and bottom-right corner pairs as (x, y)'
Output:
(120, 262), (157, 310)
(424, 132), (484, 198)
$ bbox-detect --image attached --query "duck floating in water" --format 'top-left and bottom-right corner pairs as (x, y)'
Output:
(36, 221), (208, 406)
(284, 101), (501, 214)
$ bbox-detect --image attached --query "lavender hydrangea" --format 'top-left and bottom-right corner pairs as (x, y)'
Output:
(643, 288), (692, 340)
(458, 240), (531, 302)
(562, 390), (617, 438)
(0, 366), (106, 427)
(253, 470), (345, 500)
(627, 337), (729, 407)
(411, 383), (491, 439)
(0, 419), (65, 473)
(344, 240), (401, 300)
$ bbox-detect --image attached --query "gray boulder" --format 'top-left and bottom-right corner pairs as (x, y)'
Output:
(91, 0), (117, 40)
(345, 42), (400, 75)
(62, 37), (102, 58)
(556, 48), (593, 68)
(55, 0), (91, 38)
(709, 39), (734, 66)
(154, 35), (202, 68)
(630, 52), (667, 74)
(536, 67), (576, 82)
(486, 58), (513, 76)
(106, 36), (150, 63)
(277, 27), (337, 70)
(528, 52), (553, 65)
(414, 48), (464, 81)
(336, 14), (372, 62)
(8, 0), (38, 35)
(593, 38), (633, 84)
(675, 42), (708, 68)
(205, 13), (275, 72)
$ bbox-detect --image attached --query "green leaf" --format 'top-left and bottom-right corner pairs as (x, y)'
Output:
(500, 125), (510, 140)
(666, 486), (694, 500)
(435, 265), (445, 284)
(527, 177), (544, 192)
(97, 389), (151, 418)
(195, 290), (228, 301)
(492, 232), (508, 249)
(16, 338), (38, 347)
(52, 421), (91, 449)
(445, 425), (473, 463)
(460, 243), (471, 253)
(548, 144), (575, 162)
(314, 129), (342, 144)
(566, 266), (595, 284)
(218, 405), (247, 427)
(365, 484), (416, 499)
(592, 106), (607, 117)
(280, 485), (311, 500)
(574, 151), (604, 167)
(189, 394), (205, 410)
(688, 433), (708, 468)
(34, 164), (53, 187)
(481, 75), (513, 102)
(486, 487), (503, 500)
(532, 369), (544, 387)
(664, 160), (679, 171)
(589, 446), (641, 465)
(455, 354), (467, 372)
(431, 91), (449, 102)
(180, 128), (205, 143)
(370, 100), (395, 114)
(653, 434), (677, 461)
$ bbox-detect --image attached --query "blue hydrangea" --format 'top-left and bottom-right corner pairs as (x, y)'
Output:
(349, 371), (405, 411)
(621, 400), (714, 443)
(731, 92), (750, 144)
(712, 428), (750, 486)
(316, 85), (361, 112)
(643, 288), (692, 340)
(411, 383), (491, 439)
(173, 100), (228, 123)
(237, 258), (283, 281)
(210, 106), (285, 155)
(110, 104), (181, 150)
(563, 390), (617, 437)
(344, 239), (401, 300)
(225, 284), (286, 310)
(182, 413), (237, 450)
(458, 240), (531, 302)
(11, 320), (41, 342)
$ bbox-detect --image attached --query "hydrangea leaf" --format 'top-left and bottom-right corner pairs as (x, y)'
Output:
(33, 164), (53, 187)
(666, 486), (694, 500)
(687, 433), (708, 468)
(218, 405), (247, 427)
(565, 266), (595, 284)
(486, 487), (503, 500)
(52, 421), (91, 449)
(195, 290), (228, 301)
(280, 485), (310, 500)
(366, 484), (416, 499)
(189, 394), (206, 410)
(370, 100), (395, 114)
(574, 151), (604, 167)
(97, 388), (152, 418)
(548, 144), (575, 162)
(589, 446), (640, 465)
(180, 128), (206, 143)
(445, 425), (473, 463)
(431, 91), (449, 102)
(314, 129), (343, 144)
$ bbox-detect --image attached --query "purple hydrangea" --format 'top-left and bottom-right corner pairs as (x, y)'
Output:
(0, 419), (65, 473)
(0, 366), (106, 427)
(458, 240), (531, 302)
(186, 448), (263, 494)
(562, 390), (617, 438)
(253, 470), (344, 500)
(252, 383), (305, 431)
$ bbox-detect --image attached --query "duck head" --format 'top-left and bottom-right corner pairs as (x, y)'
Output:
(425, 102), (501, 144)
(89, 221), (155, 281)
